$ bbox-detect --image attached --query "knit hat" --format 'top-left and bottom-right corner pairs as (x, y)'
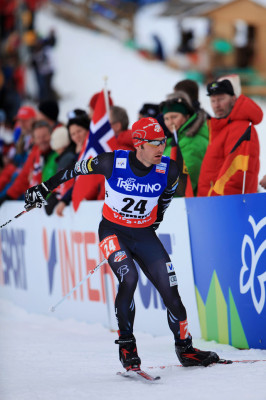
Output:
(160, 97), (192, 116)
(67, 109), (90, 131)
(138, 103), (160, 118)
(15, 106), (37, 120)
(132, 117), (165, 147)
(38, 100), (59, 122)
(207, 79), (235, 96)
(50, 126), (70, 151)
(174, 79), (199, 103)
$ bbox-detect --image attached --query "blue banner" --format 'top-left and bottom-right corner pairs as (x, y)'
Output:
(186, 193), (266, 349)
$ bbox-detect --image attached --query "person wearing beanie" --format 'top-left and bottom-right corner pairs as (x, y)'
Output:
(45, 125), (76, 216)
(53, 110), (91, 216)
(25, 116), (220, 370)
(161, 92), (209, 196)
(174, 79), (199, 110)
(138, 103), (160, 119)
(197, 78), (262, 196)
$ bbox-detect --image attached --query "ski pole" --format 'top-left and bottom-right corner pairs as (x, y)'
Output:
(0, 203), (42, 229)
(49, 258), (107, 312)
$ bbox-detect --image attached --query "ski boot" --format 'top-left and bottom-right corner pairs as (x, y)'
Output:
(175, 340), (219, 367)
(115, 334), (141, 370)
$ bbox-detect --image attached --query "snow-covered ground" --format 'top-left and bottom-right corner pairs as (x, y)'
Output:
(1, 6), (266, 400)
(1, 299), (266, 400)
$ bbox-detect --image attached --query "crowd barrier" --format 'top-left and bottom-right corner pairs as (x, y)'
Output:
(1, 194), (265, 348)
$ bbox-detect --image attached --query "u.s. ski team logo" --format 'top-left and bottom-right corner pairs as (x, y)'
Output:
(114, 251), (127, 262)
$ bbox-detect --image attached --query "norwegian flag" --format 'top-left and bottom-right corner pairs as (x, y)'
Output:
(72, 90), (115, 211)
(80, 90), (114, 159)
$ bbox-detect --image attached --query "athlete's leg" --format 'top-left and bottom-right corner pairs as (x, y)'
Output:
(99, 222), (141, 369)
(133, 228), (219, 367)
(99, 222), (138, 336)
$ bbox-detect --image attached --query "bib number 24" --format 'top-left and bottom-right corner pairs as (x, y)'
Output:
(121, 198), (147, 214)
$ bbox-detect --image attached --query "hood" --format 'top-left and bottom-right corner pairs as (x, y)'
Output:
(229, 95), (263, 125)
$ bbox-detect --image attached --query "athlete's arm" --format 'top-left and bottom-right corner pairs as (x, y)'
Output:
(153, 160), (179, 230)
(24, 153), (115, 209)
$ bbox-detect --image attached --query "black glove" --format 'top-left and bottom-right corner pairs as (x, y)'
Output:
(24, 183), (50, 211)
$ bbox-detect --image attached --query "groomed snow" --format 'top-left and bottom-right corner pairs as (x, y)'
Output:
(0, 299), (266, 400)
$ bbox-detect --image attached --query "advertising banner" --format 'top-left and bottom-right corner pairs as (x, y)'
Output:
(0, 200), (200, 338)
(186, 193), (266, 349)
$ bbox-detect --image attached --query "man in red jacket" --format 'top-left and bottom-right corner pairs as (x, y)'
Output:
(109, 106), (135, 151)
(0, 120), (57, 204)
(197, 79), (263, 196)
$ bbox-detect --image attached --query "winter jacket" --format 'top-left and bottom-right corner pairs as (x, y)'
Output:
(164, 110), (209, 196)
(6, 146), (57, 199)
(197, 95), (262, 197)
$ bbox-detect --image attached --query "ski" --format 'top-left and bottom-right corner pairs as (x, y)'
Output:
(117, 368), (160, 382)
(148, 359), (266, 369)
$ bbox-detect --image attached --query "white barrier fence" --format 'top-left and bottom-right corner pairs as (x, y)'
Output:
(0, 200), (200, 337)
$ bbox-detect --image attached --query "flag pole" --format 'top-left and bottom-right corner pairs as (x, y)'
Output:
(242, 122), (251, 194)
(103, 76), (111, 119)
(242, 171), (247, 194)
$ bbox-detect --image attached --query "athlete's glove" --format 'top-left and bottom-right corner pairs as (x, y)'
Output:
(24, 183), (50, 211)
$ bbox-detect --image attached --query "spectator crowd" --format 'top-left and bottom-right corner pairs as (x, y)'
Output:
(0, 72), (264, 218)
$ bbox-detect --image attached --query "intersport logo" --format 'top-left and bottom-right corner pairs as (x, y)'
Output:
(117, 177), (161, 193)
(240, 215), (266, 314)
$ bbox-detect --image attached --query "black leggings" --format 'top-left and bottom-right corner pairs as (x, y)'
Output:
(99, 218), (188, 341)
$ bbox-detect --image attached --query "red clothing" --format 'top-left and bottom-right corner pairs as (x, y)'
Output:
(7, 146), (39, 199)
(0, 163), (17, 191)
(109, 129), (135, 151)
(197, 95), (262, 196)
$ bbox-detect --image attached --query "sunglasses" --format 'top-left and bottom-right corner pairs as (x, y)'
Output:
(133, 137), (167, 147)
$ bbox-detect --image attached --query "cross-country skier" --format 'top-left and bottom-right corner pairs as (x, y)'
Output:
(24, 117), (220, 370)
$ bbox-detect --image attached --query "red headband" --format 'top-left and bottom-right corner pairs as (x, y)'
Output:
(132, 117), (165, 147)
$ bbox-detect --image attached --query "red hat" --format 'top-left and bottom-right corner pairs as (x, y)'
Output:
(89, 91), (113, 110)
(15, 106), (37, 120)
(132, 117), (165, 147)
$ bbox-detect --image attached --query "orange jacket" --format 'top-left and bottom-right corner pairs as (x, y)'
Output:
(197, 95), (263, 196)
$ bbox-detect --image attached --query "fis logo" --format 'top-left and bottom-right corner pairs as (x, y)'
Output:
(116, 158), (127, 169)
(114, 251), (127, 262)
(156, 162), (167, 174)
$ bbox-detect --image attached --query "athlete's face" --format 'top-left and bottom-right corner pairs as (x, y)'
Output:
(136, 137), (166, 167)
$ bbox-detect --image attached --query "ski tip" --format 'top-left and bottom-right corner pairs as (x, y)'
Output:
(218, 359), (233, 364)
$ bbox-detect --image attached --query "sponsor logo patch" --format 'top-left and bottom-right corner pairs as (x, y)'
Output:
(114, 251), (127, 262)
(156, 162), (167, 174)
(116, 158), (127, 169)
(166, 262), (174, 273)
(169, 274), (178, 287)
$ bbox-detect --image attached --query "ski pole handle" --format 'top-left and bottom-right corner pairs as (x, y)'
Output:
(49, 258), (107, 312)
(0, 203), (41, 229)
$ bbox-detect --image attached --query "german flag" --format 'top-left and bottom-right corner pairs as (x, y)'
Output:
(210, 124), (251, 196)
